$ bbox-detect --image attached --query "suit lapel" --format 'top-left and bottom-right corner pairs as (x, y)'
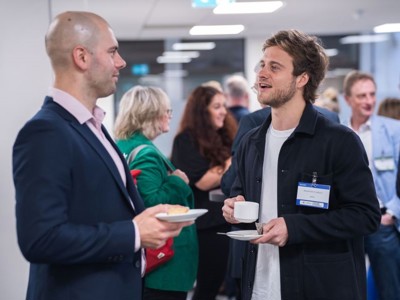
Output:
(70, 122), (139, 210)
(43, 97), (141, 213)
(102, 126), (145, 213)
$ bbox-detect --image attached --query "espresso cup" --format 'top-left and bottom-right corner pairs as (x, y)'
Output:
(234, 201), (259, 223)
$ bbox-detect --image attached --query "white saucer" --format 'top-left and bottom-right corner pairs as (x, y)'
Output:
(226, 230), (262, 241)
(156, 209), (208, 222)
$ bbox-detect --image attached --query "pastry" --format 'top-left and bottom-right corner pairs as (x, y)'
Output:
(167, 206), (189, 215)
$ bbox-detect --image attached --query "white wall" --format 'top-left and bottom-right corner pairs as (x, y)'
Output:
(0, 1), (52, 299)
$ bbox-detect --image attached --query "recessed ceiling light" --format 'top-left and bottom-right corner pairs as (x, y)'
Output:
(163, 70), (188, 77)
(213, 1), (284, 14)
(172, 42), (216, 50)
(374, 23), (400, 33)
(190, 25), (244, 35)
(156, 56), (191, 64)
(162, 51), (200, 58)
(325, 48), (338, 57)
(340, 34), (389, 44)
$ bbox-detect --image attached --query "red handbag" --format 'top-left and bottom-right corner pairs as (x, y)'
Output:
(130, 169), (142, 185)
(129, 169), (175, 274)
(145, 237), (174, 274)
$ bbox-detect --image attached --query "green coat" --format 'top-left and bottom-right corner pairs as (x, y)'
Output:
(116, 133), (198, 292)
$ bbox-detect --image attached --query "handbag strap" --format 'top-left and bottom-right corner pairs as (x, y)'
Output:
(126, 144), (148, 166)
(126, 144), (175, 172)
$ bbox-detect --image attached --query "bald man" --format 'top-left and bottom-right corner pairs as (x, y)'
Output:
(12, 11), (191, 300)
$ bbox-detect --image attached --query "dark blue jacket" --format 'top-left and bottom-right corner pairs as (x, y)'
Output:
(232, 103), (380, 300)
(229, 105), (251, 123)
(13, 98), (145, 300)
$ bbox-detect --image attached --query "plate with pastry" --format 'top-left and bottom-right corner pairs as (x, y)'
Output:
(156, 206), (208, 222)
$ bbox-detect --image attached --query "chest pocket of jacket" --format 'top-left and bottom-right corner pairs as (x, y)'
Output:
(297, 172), (334, 213)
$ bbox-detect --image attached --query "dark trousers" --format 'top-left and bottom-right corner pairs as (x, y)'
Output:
(365, 224), (400, 300)
(144, 287), (187, 300)
(226, 226), (247, 300)
(192, 224), (230, 300)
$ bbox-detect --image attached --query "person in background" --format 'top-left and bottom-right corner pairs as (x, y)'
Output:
(171, 85), (237, 300)
(343, 70), (400, 300)
(224, 74), (251, 123)
(202, 80), (224, 92)
(364, 96), (400, 300)
(221, 74), (251, 299)
(222, 29), (380, 300)
(378, 97), (400, 237)
(377, 97), (400, 120)
(12, 11), (190, 300)
(114, 86), (198, 300)
(314, 86), (340, 113)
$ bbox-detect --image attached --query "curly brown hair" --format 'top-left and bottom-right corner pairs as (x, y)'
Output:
(263, 29), (329, 103)
(177, 86), (237, 168)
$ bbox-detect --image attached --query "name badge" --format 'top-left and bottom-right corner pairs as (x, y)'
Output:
(296, 182), (331, 209)
(374, 156), (395, 171)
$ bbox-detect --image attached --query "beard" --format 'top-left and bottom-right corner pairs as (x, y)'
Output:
(88, 59), (117, 99)
(258, 77), (297, 108)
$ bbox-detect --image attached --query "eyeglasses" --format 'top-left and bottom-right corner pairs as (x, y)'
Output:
(251, 84), (258, 95)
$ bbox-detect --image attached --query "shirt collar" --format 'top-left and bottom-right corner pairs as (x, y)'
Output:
(347, 117), (371, 133)
(48, 87), (106, 127)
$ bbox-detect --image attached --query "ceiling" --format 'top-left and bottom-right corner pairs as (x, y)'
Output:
(50, 0), (400, 40)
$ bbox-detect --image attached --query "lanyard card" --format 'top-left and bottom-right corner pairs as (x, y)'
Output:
(296, 182), (331, 209)
(374, 156), (395, 171)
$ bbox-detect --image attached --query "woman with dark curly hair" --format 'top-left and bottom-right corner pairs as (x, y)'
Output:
(171, 85), (237, 300)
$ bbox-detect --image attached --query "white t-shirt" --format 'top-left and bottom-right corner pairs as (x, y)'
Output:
(252, 125), (294, 300)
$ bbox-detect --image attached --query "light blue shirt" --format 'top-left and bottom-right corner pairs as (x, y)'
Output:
(346, 115), (400, 231)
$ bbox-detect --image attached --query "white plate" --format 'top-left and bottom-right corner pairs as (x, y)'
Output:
(156, 209), (208, 222)
(226, 230), (262, 241)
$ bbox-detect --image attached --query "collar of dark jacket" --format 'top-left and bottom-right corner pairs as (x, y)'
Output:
(251, 102), (318, 153)
(253, 102), (317, 139)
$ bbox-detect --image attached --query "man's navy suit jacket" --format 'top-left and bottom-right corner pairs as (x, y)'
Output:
(13, 97), (145, 300)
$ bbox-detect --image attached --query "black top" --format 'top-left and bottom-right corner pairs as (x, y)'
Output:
(171, 129), (227, 229)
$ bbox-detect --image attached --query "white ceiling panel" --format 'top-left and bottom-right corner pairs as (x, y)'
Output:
(49, 0), (400, 39)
